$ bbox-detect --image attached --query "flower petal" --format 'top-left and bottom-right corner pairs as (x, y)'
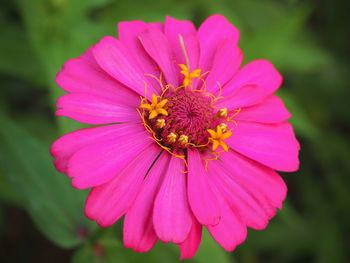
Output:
(187, 149), (221, 226)
(84, 144), (160, 227)
(208, 158), (277, 230)
(68, 125), (153, 189)
(153, 156), (192, 243)
(198, 14), (240, 72)
(207, 191), (247, 251)
(118, 21), (163, 94)
(123, 153), (170, 252)
(139, 28), (179, 86)
(226, 121), (300, 172)
(56, 93), (139, 125)
(55, 47), (139, 106)
(179, 218), (202, 260)
(205, 39), (243, 93)
(235, 95), (291, 123)
(217, 84), (270, 109)
(51, 124), (130, 173)
(220, 59), (282, 100)
(164, 17), (199, 69)
(165, 16), (196, 37)
(220, 150), (287, 214)
(180, 34), (201, 71)
(93, 36), (157, 99)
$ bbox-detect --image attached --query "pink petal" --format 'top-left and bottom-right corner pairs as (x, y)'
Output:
(216, 84), (270, 109)
(164, 17), (199, 69)
(179, 218), (202, 260)
(208, 160), (270, 230)
(153, 156), (192, 243)
(180, 34), (200, 71)
(226, 121), (300, 172)
(187, 149), (221, 226)
(55, 47), (139, 106)
(164, 16), (196, 37)
(56, 93), (139, 125)
(235, 95), (292, 123)
(51, 124), (130, 173)
(220, 59), (282, 100)
(123, 153), (171, 252)
(118, 21), (163, 94)
(139, 29), (179, 86)
(85, 144), (160, 227)
(92, 36), (157, 99)
(205, 40), (243, 93)
(220, 150), (287, 215)
(68, 125), (153, 189)
(176, 34), (201, 89)
(207, 185), (247, 252)
(197, 14), (240, 73)
(149, 22), (164, 32)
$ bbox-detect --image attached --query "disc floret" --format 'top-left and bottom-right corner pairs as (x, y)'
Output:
(139, 87), (232, 152)
(139, 65), (236, 154)
(207, 125), (232, 152)
(179, 64), (202, 87)
(140, 94), (168, 119)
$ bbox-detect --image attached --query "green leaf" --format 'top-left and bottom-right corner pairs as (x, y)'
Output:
(0, 9), (44, 85)
(0, 113), (97, 248)
(0, 172), (22, 206)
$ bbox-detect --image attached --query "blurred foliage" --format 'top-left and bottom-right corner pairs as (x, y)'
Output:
(0, 0), (349, 262)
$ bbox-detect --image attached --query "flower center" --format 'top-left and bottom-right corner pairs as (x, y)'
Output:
(146, 88), (220, 149)
(139, 64), (234, 156)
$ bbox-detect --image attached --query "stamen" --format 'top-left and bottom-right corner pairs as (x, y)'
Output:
(178, 134), (189, 145)
(218, 123), (228, 132)
(167, 132), (177, 143)
(150, 136), (186, 162)
(145, 73), (165, 91)
(208, 125), (232, 152)
(156, 119), (166, 128)
(226, 108), (241, 127)
(217, 108), (228, 118)
(138, 80), (232, 161)
(227, 108), (241, 120)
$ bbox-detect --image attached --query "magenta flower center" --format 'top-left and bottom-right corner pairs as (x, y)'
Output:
(146, 88), (222, 150)
(139, 64), (234, 154)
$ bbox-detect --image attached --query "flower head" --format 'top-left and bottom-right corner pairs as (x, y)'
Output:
(51, 14), (300, 259)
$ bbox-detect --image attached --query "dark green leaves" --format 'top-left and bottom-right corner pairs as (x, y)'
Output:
(0, 114), (97, 248)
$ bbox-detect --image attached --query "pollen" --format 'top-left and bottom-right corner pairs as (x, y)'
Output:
(179, 64), (201, 87)
(208, 125), (232, 152)
(178, 134), (189, 145)
(167, 132), (177, 143)
(140, 94), (168, 119)
(218, 123), (228, 132)
(156, 119), (166, 128)
(217, 108), (228, 118)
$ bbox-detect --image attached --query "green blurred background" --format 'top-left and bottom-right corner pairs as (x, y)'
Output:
(0, 0), (349, 262)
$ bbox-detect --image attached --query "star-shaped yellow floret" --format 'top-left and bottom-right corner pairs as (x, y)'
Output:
(207, 125), (232, 152)
(140, 94), (168, 119)
(179, 64), (201, 87)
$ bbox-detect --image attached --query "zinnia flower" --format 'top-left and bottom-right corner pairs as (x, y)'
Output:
(51, 15), (300, 258)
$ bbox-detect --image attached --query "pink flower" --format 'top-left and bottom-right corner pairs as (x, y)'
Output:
(50, 15), (300, 258)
